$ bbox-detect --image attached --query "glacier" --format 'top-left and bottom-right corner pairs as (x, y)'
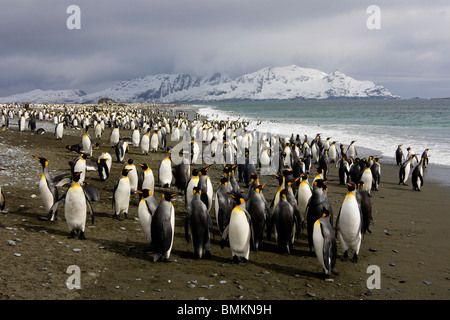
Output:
(0, 65), (399, 104)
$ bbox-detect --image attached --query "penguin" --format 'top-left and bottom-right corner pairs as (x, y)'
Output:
(131, 126), (141, 148)
(305, 179), (333, 253)
(370, 157), (382, 191)
(421, 148), (430, 168)
(0, 168), (6, 211)
(335, 182), (362, 263)
(411, 156), (425, 191)
(214, 177), (234, 235)
(356, 181), (373, 234)
(98, 152), (112, 177)
(185, 168), (200, 210)
(151, 191), (177, 262)
(48, 172), (94, 240)
(395, 145), (404, 165)
(124, 159), (138, 193)
(346, 141), (357, 160)
(55, 121), (65, 140)
(398, 154), (416, 185)
(245, 184), (270, 251)
(18, 115), (26, 132)
(158, 154), (173, 188)
(221, 193), (253, 265)
(269, 189), (295, 255)
(136, 189), (158, 243)
(243, 148), (258, 188)
(115, 139), (129, 163)
(71, 153), (91, 185)
(198, 166), (214, 212)
(97, 158), (109, 181)
(296, 173), (312, 223)
(185, 186), (213, 259)
(139, 163), (155, 194)
(172, 156), (189, 195)
(150, 130), (159, 152)
(112, 168), (132, 220)
(94, 122), (102, 139)
(312, 207), (338, 276)
(35, 156), (70, 217)
(81, 127), (93, 156)
(109, 125), (120, 147)
(359, 165), (373, 196)
(140, 128), (150, 155)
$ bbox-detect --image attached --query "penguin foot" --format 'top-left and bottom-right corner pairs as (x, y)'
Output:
(112, 214), (123, 221)
(78, 231), (86, 240)
(351, 253), (358, 263)
(68, 231), (77, 239)
(341, 251), (349, 262)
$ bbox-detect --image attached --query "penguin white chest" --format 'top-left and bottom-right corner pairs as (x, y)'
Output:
(339, 194), (362, 252)
(312, 220), (325, 269)
(228, 210), (251, 259)
(138, 199), (152, 242)
(115, 178), (131, 212)
(65, 185), (87, 231)
(39, 175), (54, 211)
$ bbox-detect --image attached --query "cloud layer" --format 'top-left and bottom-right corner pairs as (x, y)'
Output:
(1, 0), (449, 98)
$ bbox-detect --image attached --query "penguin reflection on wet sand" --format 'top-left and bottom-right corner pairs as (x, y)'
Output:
(185, 186), (213, 259)
(151, 192), (177, 262)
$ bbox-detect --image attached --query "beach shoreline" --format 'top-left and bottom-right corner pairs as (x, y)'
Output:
(0, 103), (449, 301)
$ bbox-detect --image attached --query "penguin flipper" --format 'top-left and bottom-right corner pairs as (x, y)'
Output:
(49, 196), (66, 221)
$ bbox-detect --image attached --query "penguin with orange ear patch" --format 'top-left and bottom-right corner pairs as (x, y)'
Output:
(151, 191), (177, 262)
(221, 193), (253, 265)
(313, 207), (338, 276)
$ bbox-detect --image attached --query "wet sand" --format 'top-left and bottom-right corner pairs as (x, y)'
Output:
(0, 104), (449, 305)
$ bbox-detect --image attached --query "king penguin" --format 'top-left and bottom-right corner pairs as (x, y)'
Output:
(395, 145), (404, 165)
(305, 179), (333, 253)
(269, 189), (295, 255)
(49, 172), (94, 240)
(112, 168), (132, 220)
(245, 184), (270, 251)
(221, 193), (254, 265)
(140, 128), (150, 155)
(109, 124), (120, 147)
(412, 156), (425, 191)
(151, 191), (177, 262)
(136, 189), (158, 243)
(335, 182), (362, 263)
(356, 181), (373, 234)
(312, 207), (338, 276)
(296, 173), (312, 223)
(398, 154), (416, 185)
(55, 121), (65, 140)
(124, 159), (138, 194)
(185, 186), (213, 259)
(81, 127), (93, 156)
(139, 163), (155, 194)
(158, 153), (173, 188)
(214, 177), (234, 235)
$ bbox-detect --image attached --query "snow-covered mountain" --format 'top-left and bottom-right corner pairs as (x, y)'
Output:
(0, 65), (399, 103)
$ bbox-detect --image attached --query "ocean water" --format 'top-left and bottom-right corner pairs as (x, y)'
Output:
(190, 99), (450, 186)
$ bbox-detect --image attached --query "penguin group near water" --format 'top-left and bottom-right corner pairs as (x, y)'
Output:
(0, 102), (436, 277)
(395, 145), (430, 191)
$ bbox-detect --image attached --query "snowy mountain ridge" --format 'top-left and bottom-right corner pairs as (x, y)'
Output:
(0, 65), (399, 103)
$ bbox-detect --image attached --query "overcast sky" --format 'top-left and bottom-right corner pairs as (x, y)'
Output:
(0, 0), (449, 99)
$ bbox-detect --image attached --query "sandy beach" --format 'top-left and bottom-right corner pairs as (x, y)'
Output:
(0, 103), (449, 304)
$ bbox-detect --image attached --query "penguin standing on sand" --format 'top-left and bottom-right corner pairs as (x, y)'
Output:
(55, 121), (65, 140)
(395, 145), (404, 165)
(370, 157), (382, 191)
(356, 181), (373, 234)
(346, 141), (357, 160)
(214, 177), (234, 235)
(359, 165), (373, 196)
(412, 157), (425, 191)
(338, 157), (350, 185)
(398, 154), (416, 185)
(139, 163), (155, 194)
(198, 166), (214, 212)
(185, 186), (213, 259)
(151, 192), (177, 262)
(124, 159), (138, 193)
(221, 193), (254, 265)
(81, 128), (93, 156)
(335, 182), (362, 263)
(136, 189), (158, 243)
(109, 125), (120, 147)
(421, 148), (430, 168)
(312, 207), (338, 276)
(269, 189), (295, 255)
(158, 154), (173, 188)
(35, 156), (70, 217)
(245, 184), (270, 251)
(140, 128), (150, 155)
(48, 172), (94, 240)
(185, 169), (200, 210)
(296, 173), (312, 222)
(112, 168), (132, 220)
(305, 179), (333, 253)
(97, 158), (109, 181)
(115, 139), (129, 163)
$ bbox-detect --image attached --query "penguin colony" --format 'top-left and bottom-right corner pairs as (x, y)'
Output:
(0, 102), (432, 276)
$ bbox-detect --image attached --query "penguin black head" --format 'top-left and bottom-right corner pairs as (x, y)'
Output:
(121, 168), (132, 176)
(279, 188), (288, 199)
(34, 156), (49, 168)
(191, 168), (200, 176)
(313, 179), (328, 191)
(219, 177), (228, 186)
(139, 163), (149, 170)
(137, 189), (152, 198)
(347, 182), (357, 192)
(192, 186), (202, 195)
(274, 173), (284, 186)
(200, 165), (211, 175)
(230, 193), (245, 206)
(81, 153), (91, 159)
(162, 191), (177, 201)
(253, 184), (265, 193)
(127, 158), (134, 165)
(72, 171), (82, 183)
(321, 207), (331, 218)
